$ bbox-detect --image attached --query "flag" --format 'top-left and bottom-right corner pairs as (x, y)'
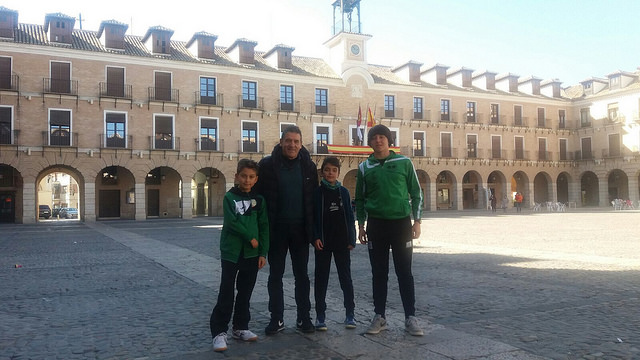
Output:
(366, 107), (375, 128)
(356, 105), (363, 143)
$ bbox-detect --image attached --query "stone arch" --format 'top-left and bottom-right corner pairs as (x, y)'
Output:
(580, 171), (599, 206)
(606, 169), (629, 202)
(192, 167), (227, 217)
(462, 170), (482, 209)
(0, 164), (23, 223)
(36, 165), (85, 222)
(95, 166), (136, 220)
(145, 166), (182, 218)
(556, 172), (572, 203)
(533, 172), (553, 203)
(436, 170), (457, 210)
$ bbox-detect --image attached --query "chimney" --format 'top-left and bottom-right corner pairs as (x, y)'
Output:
(142, 26), (174, 55)
(421, 63), (449, 85)
(226, 38), (257, 65)
(263, 44), (295, 70)
(518, 76), (542, 95)
(472, 70), (497, 90)
(44, 13), (75, 44)
(495, 73), (519, 93)
(391, 61), (423, 83)
(540, 79), (562, 98)
(186, 31), (218, 60)
(0, 6), (18, 39)
(97, 20), (128, 50)
(447, 67), (474, 88)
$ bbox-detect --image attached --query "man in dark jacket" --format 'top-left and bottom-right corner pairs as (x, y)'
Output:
(255, 125), (318, 335)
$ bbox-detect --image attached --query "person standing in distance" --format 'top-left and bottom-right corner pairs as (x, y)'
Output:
(355, 124), (425, 336)
(255, 125), (318, 335)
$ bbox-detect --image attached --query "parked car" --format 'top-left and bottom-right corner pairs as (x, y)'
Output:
(52, 207), (61, 218)
(38, 205), (51, 219)
(60, 207), (79, 219)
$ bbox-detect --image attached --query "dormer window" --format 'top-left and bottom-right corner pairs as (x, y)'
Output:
(610, 75), (620, 89)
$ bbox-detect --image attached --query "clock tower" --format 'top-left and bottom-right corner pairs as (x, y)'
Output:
(324, 0), (371, 74)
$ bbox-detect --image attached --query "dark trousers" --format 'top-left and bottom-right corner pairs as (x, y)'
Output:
(314, 246), (355, 318)
(267, 222), (311, 321)
(210, 257), (258, 336)
(367, 217), (415, 318)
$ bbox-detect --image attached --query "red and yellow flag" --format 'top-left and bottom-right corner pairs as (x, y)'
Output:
(366, 107), (375, 128)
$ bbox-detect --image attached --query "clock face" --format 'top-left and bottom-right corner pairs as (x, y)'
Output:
(350, 44), (360, 56)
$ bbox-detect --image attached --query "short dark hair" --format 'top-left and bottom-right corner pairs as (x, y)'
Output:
(321, 156), (341, 171)
(281, 125), (302, 140)
(236, 158), (259, 175)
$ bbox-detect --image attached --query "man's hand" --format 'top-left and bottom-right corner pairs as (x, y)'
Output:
(258, 256), (266, 269)
(250, 238), (258, 249)
(314, 239), (323, 251)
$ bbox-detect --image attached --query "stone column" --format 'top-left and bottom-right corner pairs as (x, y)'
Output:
(135, 183), (146, 221)
(84, 182), (96, 222)
(181, 180), (192, 219)
(598, 175), (608, 207)
(429, 180), (437, 212)
(628, 175), (639, 204)
(455, 180), (463, 210)
(22, 182), (36, 224)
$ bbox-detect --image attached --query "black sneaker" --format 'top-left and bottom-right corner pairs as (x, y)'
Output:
(265, 319), (285, 335)
(296, 318), (315, 333)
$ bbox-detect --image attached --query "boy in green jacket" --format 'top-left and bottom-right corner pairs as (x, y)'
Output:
(355, 124), (424, 337)
(210, 159), (269, 352)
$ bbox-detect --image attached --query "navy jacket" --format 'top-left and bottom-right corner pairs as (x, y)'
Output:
(255, 144), (318, 244)
(313, 182), (356, 248)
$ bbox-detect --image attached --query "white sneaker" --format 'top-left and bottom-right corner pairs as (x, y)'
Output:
(212, 332), (228, 352)
(405, 316), (424, 336)
(232, 329), (258, 342)
(365, 314), (387, 334)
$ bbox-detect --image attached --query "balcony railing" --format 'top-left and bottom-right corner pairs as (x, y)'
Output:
(0, 73), (19, 91)
(195, 92), (224, 107)
(574, 150), (594, 160)
(311, 103), (336, 116)
(42, 131), (78, 147)
(100, 134), (133, 149)
(379, 107), (404, 119)
(148, 87), (179, 103)
(43, 78), (78, 95)
(537, 151), (551, 161)
(439, 147), (458, 158)
(197, 138), (224, 152)
(278, 100), (300, 113)
(238, 95), (264, 110)
(149, 136), (180, 150)
(99, 82), (132, 99)
(238, 140), (264, 153)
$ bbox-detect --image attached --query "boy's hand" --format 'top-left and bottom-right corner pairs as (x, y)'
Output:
(347, 245), (354, 250)
(412, 222), (421, 239)
(250, 238), (258, 249)
(258, 256), (266, 269)
(314, 239), (323, 251)
(358, 225), (367, 244)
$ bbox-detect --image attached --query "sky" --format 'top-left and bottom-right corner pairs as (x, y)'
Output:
(3, 0), (639, 87)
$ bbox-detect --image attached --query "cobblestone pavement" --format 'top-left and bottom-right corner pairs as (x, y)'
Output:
(1, 209), (638, 359)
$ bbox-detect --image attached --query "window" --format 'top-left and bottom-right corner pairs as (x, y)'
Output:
(608, 103), (619, 122)
(466, 102), (476, 123)
(50, 61), (71, 93)
(105, 112), (126, 148)
(316, 126), (329, 154)
(106, 66), (125, 97)
(384, 95), (395, 118)
(242, 81), (257, 108)
(440, 132), (452, 157)
(610, 75), (620, 89)
(466, 134), (477, 158)
(580, 108), (591, 127)
(0, 106), (11, 144)
(280, 123), (295, 138)
(49, 109), (71, 146)
(580, 137), (592, 159)
(154, 115), (173, 149)
(440, 99), (450, 121)
(514, 105), (523, 126)
(154, 71), (172, 101)
(242, 121), (258, 152)
(537, 107), (546, 127)
(413, 131), (425, 157)
(608, 133), (621, 157)
(413, 97), (423, 120)
(490, 104), (499, 124)
(538, 138), (547, 160)
(559, 138), (568, 160)
(315, 88), (328, 114)
(280, 85), (294, 111)
(200, 118), (218, 151)
(0, 56), (11, 90)
(491, 135), (501, 159)
(558, 109), (566, 129)
(515, 136), (525, 160)
(200, 77), (217, 105)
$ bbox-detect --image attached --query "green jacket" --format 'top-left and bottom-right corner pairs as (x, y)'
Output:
(220, 186), (269, 263)
(355, 151), (423, 224)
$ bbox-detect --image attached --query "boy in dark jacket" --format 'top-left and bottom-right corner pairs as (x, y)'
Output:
(210, 159), (269, 352)
(313, 157), (357, 330)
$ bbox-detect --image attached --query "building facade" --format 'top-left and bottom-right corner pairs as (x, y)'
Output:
(1, 3), (639, 223)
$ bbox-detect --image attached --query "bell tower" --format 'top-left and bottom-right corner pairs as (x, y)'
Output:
(324, 0), (371, 74)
